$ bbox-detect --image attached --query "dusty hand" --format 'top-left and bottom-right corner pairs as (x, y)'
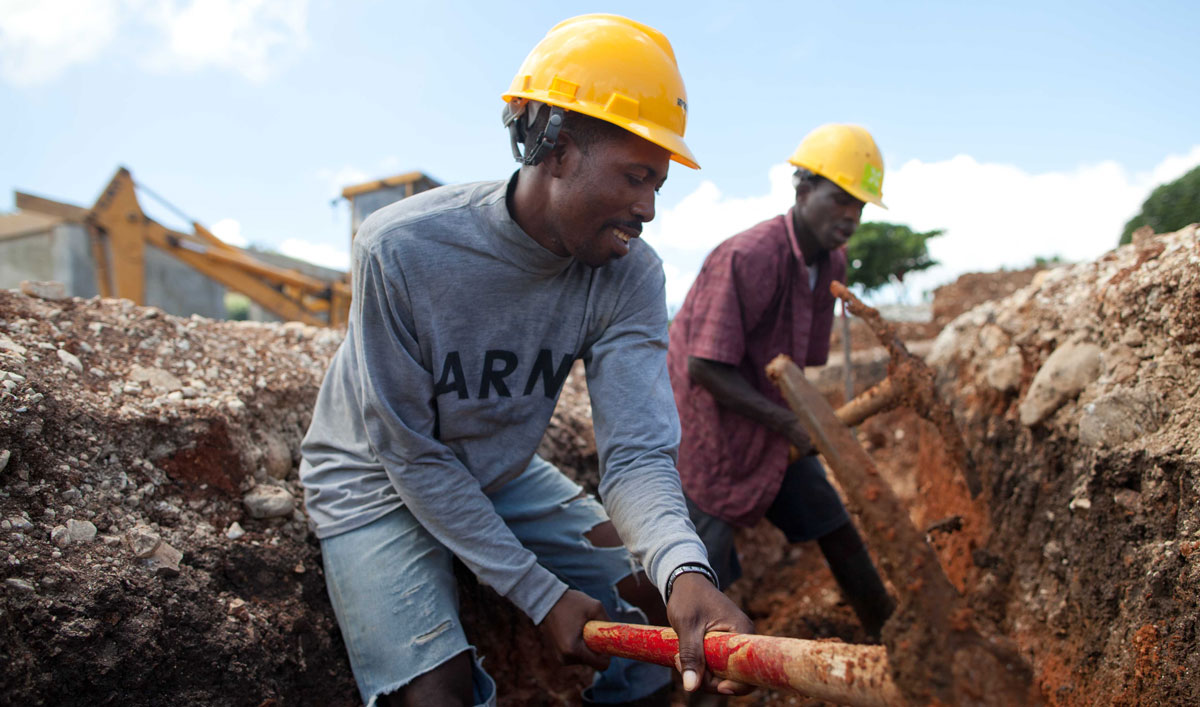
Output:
(539, 589), (611, 671)
(666, 572), (756, 695)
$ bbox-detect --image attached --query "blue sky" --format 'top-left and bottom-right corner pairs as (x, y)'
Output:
(4, 0), (1198, 307)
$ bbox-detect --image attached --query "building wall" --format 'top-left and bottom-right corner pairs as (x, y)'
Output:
(0, 223), (97, 296)
(1, 221), (226, 319)
(143, 244), (227, 319)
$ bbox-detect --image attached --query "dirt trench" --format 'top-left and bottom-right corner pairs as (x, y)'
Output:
(1, 225), (1198, 705)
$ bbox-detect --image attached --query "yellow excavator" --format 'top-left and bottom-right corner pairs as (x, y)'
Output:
(15, 166), (438, 327)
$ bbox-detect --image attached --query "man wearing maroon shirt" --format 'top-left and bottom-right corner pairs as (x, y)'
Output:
(667, 124), (895, 639)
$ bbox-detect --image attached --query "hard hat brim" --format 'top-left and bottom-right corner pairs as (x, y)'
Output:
(504, 92), (700, 170)
(788, 156), (886, 209)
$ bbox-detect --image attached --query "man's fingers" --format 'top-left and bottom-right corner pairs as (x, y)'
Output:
(581, 645), (611, 672)
(676, 625), (706, 692)
(716, 678), (755, 696)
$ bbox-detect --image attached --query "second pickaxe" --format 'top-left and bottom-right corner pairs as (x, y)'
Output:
(829, 281), (981, 497)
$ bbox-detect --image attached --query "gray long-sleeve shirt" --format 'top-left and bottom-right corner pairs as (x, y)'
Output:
(299, 177), (709, 623)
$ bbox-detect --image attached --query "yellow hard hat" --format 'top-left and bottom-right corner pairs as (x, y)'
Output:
(503, 14), (698, 169)
(788, 124), (886, 208)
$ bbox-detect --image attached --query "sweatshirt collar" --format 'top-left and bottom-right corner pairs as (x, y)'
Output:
(481, 174), (575, 277)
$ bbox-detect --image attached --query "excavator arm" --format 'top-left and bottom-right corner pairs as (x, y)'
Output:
(59, 167), (350, 327)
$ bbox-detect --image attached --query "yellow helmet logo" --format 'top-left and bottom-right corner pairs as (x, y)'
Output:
(789, 124), (886, 208)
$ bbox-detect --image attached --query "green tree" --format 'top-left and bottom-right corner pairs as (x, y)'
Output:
(1120, 165), (1200, 245)
(845, 222), (942, 293)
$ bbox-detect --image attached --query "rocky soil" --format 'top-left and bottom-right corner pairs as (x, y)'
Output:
(923, 224), (1200, 704)
(2, 224), (1197, 705)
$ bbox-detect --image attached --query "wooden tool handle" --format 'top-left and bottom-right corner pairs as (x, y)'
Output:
(583, 621), (902, 707)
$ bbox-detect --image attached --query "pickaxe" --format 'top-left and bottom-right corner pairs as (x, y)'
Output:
(828, 281), (982, 498)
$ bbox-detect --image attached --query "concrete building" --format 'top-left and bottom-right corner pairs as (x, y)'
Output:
(1, 201), (228, 319)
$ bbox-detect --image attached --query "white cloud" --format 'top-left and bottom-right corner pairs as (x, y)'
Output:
(143, 0), (309, 82)
(209, 217), (248, 247)
(278, 237), (349, 271)
(649, 145), (1200, 308)
(0, 0), (308, 85)
(879, 144), (1200, 300)
(0, 0), (121, 85)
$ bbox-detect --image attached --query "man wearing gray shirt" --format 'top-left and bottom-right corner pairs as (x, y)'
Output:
(300, 14), (752, 707)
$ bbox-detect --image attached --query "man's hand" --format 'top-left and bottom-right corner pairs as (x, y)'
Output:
(539, 589), (611, 671)
(786, 424), (815, 458)
(666, 573), (756, 695)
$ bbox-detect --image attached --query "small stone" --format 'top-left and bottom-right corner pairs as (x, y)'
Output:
(0, 449), (9, 474)
(0, 335), (27, 356)
(19, 280), (67, 301)
(144, 541), (183, 577)
(984, 351), (1023, 393)
(1120, 328), (1145, 347)
(225, 522), (246, 540)
(51, 525), (70, 547)
(126, 524), (162, 558)
(262, 434), (293, 480)
(293, 562), (306, 574)
(243, 485), (295, 519)
(227, 399), (246, 415)
(5, 577), (35, 593)
(8, 516), (33, 532)
(1069, 496), (1092, 511)
(56, 348), (83, 374)
(228, 597), (250, 621)
(67, 519), (97, 543)
(128, 365), (182, 392)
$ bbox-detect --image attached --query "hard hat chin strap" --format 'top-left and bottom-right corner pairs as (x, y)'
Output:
(502, 100), (565, 166)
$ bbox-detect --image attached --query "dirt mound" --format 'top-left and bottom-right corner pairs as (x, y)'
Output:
(0, 288), (604, 705)
(0, 291), (358, 705)
(925, 225), (1200, 703)
(930, 266), (1044, 328)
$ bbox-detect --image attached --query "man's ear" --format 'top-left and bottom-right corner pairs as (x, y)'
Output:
(794, 178), (813, 204)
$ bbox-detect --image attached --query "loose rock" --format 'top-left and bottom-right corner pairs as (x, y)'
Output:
(144, 541), (183, 577)
(66, 519), (97, 544)
(1019, 341), (1103, 425)
(125, 524), (162, 558)
(19, 280), (68, 301)
(243, 485), (295, 519)
(57, 348), (83, 374)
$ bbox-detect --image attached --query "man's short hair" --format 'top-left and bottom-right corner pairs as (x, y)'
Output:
(525, 103), (630, 156)
(792, 167), (829, 191)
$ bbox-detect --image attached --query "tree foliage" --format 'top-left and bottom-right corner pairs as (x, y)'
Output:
(1120, 165), (1200, 245)
(845, 222), (942, 293)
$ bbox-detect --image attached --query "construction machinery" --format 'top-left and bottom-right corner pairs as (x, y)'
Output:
(14, 167), (439, 327)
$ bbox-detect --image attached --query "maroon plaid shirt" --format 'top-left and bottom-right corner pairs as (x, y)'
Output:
(668, 209), (844, 527)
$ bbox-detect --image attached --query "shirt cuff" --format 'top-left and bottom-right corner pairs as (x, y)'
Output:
(503, 562), (569, 625)
(650, 541), (712, 602)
